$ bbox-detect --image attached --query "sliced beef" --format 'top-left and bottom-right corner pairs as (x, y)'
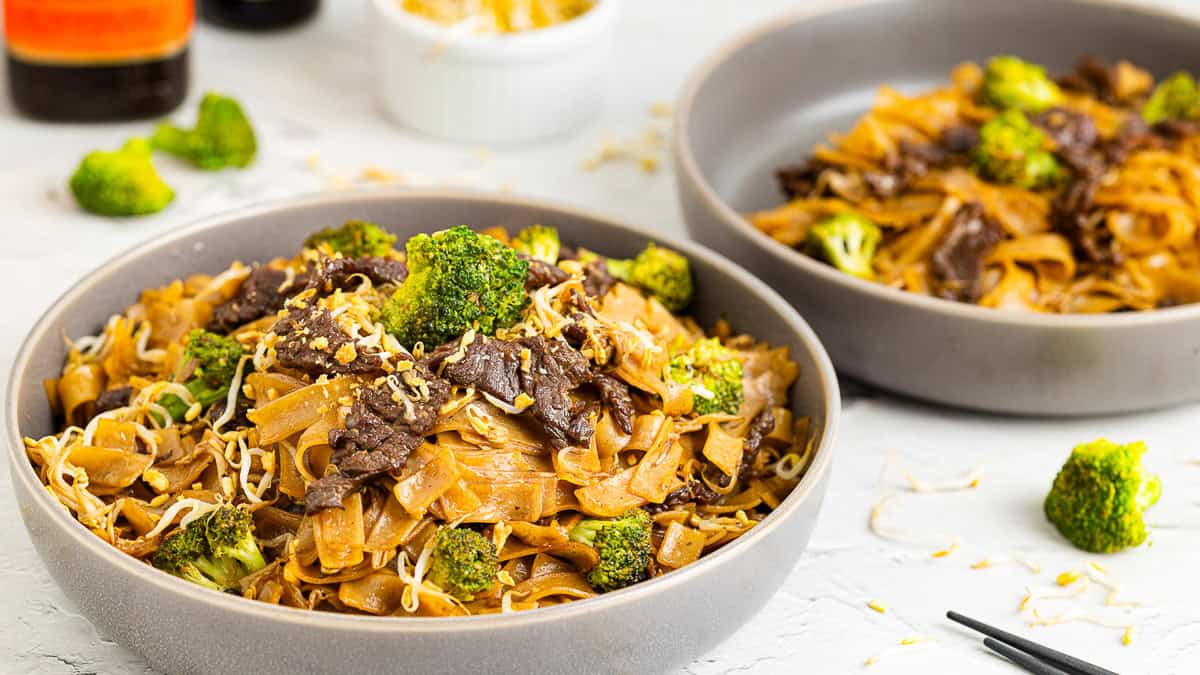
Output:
(272, 305), (385, 377)
(427, 334), (594, 449)
(581, 258), (615, 299)
(1057, 57), (1152, 106)
(644, 479), (722, 514)
(305, 256), (406, 293)
(591, 373), (634, 435)
(208, 265), (296, 333)
(93, 386), (133, 417)
(525, 258), (571, 290)
(736, 409), (777, 482)
(776, 159), (832, 200)
(1033, 107), (1100, 174)
(930, 203), (1004, 303)
(304, 475), (365, 513)
(941, 125), (980, 154)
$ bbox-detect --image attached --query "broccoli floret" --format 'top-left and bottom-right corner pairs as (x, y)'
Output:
(157, 329), (246, 422)
(668, 337), (744, 416)
(151, 506), (267, 592)
(806, 212), (881, 280)
(974, 110), (1063, 189)
(69, 138), (175, 217)
(510, 225), (561, 264)
(379, 226), (529, 349)
(304, 220), (397, 258)
(1142, 72), (1200, 124)
(569, 509), (652, 592)
(1044, 439), (1163, 553)
(980, 55), (1064, 113)
(152, 93), (257, 170)
(606, 243), (694, 312)
(426, 527), (498, 600)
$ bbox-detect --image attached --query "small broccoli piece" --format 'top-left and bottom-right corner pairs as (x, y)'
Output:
(569, 509), (653, 592)
(69, 138), (175, 217)
(1044, 439), (1163, 553)
(606, 243), (694, 312)
(379, 226), (529, 349)
(304, 220), (397, 258)
(426, 527), (499, 600)
(806, 212), (881, 280)
(1142, 72), (1200, 124)
(152, 93), (257, 170)
(980, 55), (1064, 113)
(157, 329), (246, 423)
(668, 337), (744, 416)
(510, 225), (561, 264)
(151, 506), (267, 592)
(973, 110), (1063, 189)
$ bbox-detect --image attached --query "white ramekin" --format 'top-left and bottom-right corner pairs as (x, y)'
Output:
(371, 0), (619, 145)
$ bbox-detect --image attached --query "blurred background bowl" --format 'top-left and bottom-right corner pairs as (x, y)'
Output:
(8, 190), (838, 675)
(673, 0), (1200, 416)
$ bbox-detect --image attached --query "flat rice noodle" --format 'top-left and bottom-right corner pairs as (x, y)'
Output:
(284, 554), (379, 585)
(510, 572), (595, 603)
(276, 441), (306, 500)
(701, 422), (744, 477)
(433, 402), (547, 454)
(152, 452), (214, 494)
(431, 478), (483, 521)
(553, 480), (581, 512)
(69, 445), (153, 489)
(101, 318), (143, 384)
(411, 590), (468, 617)
(313, 492), (365, 571)
(58, 364), (103, 426)
(294, 408), (340, 481)
(246, 371), (308, 402)
(765, 407), (795, 446)
(120, 499), (161, 536)
(625, 413), (667, 452)
(142, 280), (210, 348)
(529, 552), (576, 578)
(365, 495), (425, 553)
(574, 468), (648, 517)
(656, 521), (707, 569)
(461, 480), (543, 523)
(249, 377), (354, 445)
(594, 411), (631, 469)
(392, 444), (460, 518)
(452, 448), (532, 472)
(92, 419), (142, 453)
(252, 505), (303, 541)
(552, 442), (604, 487)
(338, 570), (407, 615)
(629, 418), (683, 503)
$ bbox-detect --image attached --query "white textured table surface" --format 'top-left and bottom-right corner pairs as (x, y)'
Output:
(2, 2), (1199, 673)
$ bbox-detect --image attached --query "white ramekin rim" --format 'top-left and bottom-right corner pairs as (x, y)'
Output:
(371, 0), (621, 61)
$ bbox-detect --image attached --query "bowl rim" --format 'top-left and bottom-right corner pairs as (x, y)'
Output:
(370, 0), (620, 56)
(6, 189), (840, 634)
(672, 0), (1200, 329)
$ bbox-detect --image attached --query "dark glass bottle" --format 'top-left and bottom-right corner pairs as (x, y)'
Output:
(4, 1), (193, 122)
(201, 0), (320, 31)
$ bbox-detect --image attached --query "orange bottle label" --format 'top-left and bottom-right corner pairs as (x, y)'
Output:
(4, 0), (194, 64)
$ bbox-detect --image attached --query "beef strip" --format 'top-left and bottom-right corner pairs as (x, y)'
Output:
(776, 159), (832, 200)
(581, 258), (615, 299)
(208, 265), (297, 333)
(930, 203), (1004, 303)
(427, 334), (595, 449)
(591, 373), (635, 435)
(93, 386), (133, 417)
(308, 362), (450, 513)
(272, 305), (386, 377)
(1058, 56), (1121, 103)
(736, 409), (777, 482)
(524, 257), (571, 290)
(305, 256), (407, 293)
(1033, 107), (1100, 174)
(644, 479), (721, 514)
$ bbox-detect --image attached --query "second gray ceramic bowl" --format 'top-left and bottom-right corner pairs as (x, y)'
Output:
(674, 0), (1200, 416)
(8, 191), (838, 675)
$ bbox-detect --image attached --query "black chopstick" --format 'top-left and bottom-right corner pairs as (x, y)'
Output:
(947, 611), (1119, 675)
(985, 637), (1072, 675)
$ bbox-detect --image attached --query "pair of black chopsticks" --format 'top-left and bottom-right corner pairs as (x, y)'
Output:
(947, 611), (1120, 675)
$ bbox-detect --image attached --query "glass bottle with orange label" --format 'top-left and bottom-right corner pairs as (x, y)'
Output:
(4, 0), (194, 122)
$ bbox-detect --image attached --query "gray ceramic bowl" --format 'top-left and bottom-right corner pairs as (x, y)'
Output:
(674, 0), (1200, 416)
(7, 191), (838, 675)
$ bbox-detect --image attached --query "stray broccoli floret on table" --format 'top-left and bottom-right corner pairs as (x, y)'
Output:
(69, 138), (175, 217)
(569, 509), (653, 592)
(980, 55), (1064, 113)
(151, 506), (267, 592)
(668, 337), (744, 416)
(606, 243), (694, 312)
(974, 110), (1063, 189)
(379, 226), (529, 349)
(426, 527), (499, 601)
(510, 224), (561, 264)
(806, 212), (881, 280)
(304, 220), (397, 258)
(1142, 72), (1200, 124)
(152, 92), (257, 170)
(157, 329), (247, 423)
(1044, 438), (1163, 553)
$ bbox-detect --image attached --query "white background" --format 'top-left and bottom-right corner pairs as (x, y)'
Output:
(1, 1), (1198, 673)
